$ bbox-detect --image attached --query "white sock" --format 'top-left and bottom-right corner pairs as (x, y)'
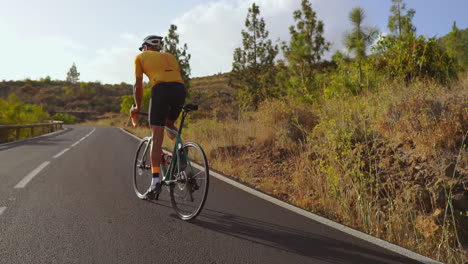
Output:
(151, 177), (159, 185)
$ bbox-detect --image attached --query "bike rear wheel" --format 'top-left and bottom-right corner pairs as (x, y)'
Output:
(170, 142), (209, 221)
(133, 139), (152, 199)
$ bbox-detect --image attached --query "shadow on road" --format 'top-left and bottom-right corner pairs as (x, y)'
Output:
(0, 127), (72, 152)
(188, 208), (421, 264)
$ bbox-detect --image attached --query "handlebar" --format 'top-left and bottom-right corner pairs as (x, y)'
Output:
(130, 103), (198, 128)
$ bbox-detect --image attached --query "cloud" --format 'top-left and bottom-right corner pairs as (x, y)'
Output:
(0, 1), (378, 83)
(0, 20), (87, 81)
(172, 0), (362, 77)
(78, 34), (141, 84)
(172, 0), (298, 77)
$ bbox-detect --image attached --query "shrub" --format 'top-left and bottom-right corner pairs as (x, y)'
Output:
(120, 88), (151, 114)
(53, 113), (78, 124)
(373, 34), (459, 84)
(0, 94), (49, 124)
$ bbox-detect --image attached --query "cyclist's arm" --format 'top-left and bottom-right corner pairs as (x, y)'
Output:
(133, 77), (143, 111)
(133, 55), (144, 111)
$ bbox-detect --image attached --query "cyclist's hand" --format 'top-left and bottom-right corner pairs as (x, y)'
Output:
(130, 105), (140, 127)
(130, 105), (140, 115)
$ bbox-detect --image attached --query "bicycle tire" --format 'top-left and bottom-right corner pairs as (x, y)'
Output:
(170, 142), (209, 221)
(133, 138), (152, 199)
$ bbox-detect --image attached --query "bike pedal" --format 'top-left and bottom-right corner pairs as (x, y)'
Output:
(145, 192), (155, 200)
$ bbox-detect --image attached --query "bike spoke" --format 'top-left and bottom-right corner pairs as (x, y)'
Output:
(170, 142), (209, 221)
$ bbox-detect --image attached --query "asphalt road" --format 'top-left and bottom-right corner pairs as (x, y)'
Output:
(0, 125), (431, 264)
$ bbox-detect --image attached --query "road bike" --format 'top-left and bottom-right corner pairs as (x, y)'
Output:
(131, 104), (209, 221)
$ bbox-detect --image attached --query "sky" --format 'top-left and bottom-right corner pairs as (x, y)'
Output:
(0, 0), (467, 84)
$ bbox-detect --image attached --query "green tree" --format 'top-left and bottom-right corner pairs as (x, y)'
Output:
(282, 0), (330, 100)
(61, 86), (74, 96)
(120, 87), (151, 114)
(442, 22), (468, 70)
(373, 33), (457, 83)
(344, 7), (378, 85)
(229, 3), (279, 109)
(40, 76), (52, 84)
(388, 0), (416, 37)
(80, 82), (94, 93)
(66, 63), (80, 84)
(0, 94), (49, 125)
(164, 24), (191, 89)
(52, 113), (77, 124)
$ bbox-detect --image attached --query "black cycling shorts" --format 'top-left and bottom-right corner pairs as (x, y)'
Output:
(149, 82), (186, 126)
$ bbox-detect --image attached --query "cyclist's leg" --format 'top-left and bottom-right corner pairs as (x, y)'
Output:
(165, 119), (177, 141)
(148, 83), (170, 193)
(150, 125), (165, 171)
(165, 82), (187, 141)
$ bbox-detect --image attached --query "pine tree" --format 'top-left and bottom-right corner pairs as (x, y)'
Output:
(229, 3), (279, 109)
(164, 24), (191, 89)
(388, 0), (416, 37)
(66, 63), (80, 84)
(444, 22), (468, 70)
(282, 0), (330, 99)
(344, 7), (378, 85)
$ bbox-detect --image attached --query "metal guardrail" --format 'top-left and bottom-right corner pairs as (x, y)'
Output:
(0, 121), (64, 143)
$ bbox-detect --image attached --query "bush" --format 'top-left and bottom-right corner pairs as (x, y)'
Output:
(120, 88), (151, 114)
(40, 76), (52, 84)
(0, 94), (49, 124)
(373, 34), (459, 84)
(52, 113), (78, 124)
(324, 52), (384, 98)
(80, 82), (94, 93)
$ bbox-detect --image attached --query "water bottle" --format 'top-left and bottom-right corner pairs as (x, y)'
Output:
(166, 153), (173, 164)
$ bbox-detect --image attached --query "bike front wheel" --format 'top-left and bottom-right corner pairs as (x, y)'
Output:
(133, 139), (152, 199)
(170, 142), (209, 221)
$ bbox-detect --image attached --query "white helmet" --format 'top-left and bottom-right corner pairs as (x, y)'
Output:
(139, 35), (164, 51)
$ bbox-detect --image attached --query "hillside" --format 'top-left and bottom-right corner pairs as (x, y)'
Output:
(0, 80), (132, 120)
(110, 72), (467, 263)
(189, 72), (236, 120)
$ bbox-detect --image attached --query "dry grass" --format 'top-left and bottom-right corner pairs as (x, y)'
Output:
(84, 74), (468, 263)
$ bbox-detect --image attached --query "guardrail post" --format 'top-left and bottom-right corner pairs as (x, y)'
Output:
(0, 121), (64, 143)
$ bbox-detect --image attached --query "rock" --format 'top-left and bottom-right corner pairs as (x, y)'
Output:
(445, 163), (458, 178)
(410, 185), (433, 213)
(452, 193), (468, 211)
(431, 179), (448, 208)
(454, 210), (468, 246)
(385, 148), (394, 156)
(417, 154), (428, 163)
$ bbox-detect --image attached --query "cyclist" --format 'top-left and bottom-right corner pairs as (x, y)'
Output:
(130, 35), (187, 199)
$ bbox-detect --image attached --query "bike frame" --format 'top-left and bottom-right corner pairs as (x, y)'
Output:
(139, 110), (191, 185)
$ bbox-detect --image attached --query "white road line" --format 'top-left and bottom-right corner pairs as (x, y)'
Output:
(53, 148), (70, 158)
(120, 128), (141, 141)
(70, 128), (95, 147)
(0, 207), (6, 216)
(14, 161), (50, 189)
(120, 127), (441, 264)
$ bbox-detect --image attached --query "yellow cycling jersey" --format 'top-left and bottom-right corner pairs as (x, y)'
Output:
(134, 51), (184, 87)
